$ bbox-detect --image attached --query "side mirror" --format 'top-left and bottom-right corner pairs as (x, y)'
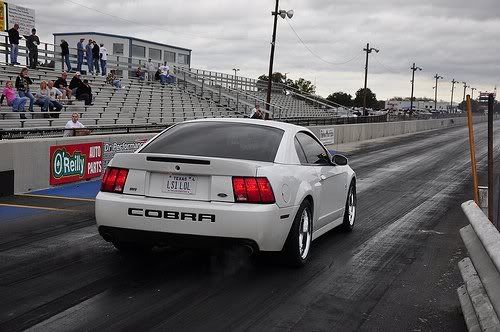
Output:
(332, 154), (348, 166)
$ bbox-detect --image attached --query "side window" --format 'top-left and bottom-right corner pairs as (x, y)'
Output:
(296, 132), (330, 165)
(294, 137), (308, 164)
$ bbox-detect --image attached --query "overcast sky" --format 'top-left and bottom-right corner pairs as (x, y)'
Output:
(11, 0), (500, 101)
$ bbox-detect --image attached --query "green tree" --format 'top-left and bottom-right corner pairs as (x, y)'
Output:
(326, 92), (352, 107)
(353, 88), (378, 109)
(288, 78), (316, 95)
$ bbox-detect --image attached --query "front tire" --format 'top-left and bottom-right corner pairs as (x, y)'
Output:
(341, 182), (356, 232)
(282, 200), (313, 267)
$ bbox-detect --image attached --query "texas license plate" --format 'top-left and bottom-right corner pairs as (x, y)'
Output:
(164, 174), (197, 194)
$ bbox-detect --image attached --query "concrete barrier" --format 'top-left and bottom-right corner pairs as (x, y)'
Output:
(458, 200), (500, 331)
(0, 116), (496, 194)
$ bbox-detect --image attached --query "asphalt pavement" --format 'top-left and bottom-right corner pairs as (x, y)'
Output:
(0, 121), (498, 331)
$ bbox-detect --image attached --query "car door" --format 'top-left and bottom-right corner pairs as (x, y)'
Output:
(296, 132), (347, 230)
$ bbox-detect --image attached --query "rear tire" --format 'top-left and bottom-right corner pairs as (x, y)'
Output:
(282, 200), (313, 267)
(341, 182), (356, 232)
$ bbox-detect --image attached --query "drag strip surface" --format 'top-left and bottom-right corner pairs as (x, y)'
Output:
(0, 121), (498, 331)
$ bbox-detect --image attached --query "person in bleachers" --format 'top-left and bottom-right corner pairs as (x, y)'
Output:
(54, 71), (72, 100)
(92, 41), (100, 75)
(106, 70), (122, 89)
(85, 39), (94, 75)
(99, 43), (108, 76)
(15, 68), (35, 113)
(8, 23), (21, 65)
(60, 39), (72, 72)
(76, 38), (85, 72)
(34, 81), (51, 116)
(63, 113), (85, 137)
(76, 79), (93, 105)
(47, 81), (63, 117)
(2, 81), (28, 119)
(146, 58), (156, 82)
(159, 62), (170, 85)
(69, 72), (83, 97)
(24, 28), (40, 69)
(250, 104), (264, 119)
(136, 66), (146, 81)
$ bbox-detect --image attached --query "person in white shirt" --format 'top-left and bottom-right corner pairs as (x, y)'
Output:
(249, 103), (264, 119)
(159, 62), (170, 85)
(47, 80), (63, 116)
(146, 58), (156, 82)
(64, 112), (85, 137)
(99, 43), (108, 76)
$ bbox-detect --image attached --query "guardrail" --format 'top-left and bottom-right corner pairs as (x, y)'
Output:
(458, 200), (500, 331)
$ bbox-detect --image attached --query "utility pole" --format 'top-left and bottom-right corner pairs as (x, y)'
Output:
(232, 68), (240, 89)
(410, 63), (422, 115)
(362, 43), (379, 116)
(450, 79), (458, 112)
(434, 74), (443, 112)
(471, 87), (477, 100)
(462, 82), (469, 102)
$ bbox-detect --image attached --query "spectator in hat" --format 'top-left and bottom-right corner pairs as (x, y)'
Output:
(92, 41), (100, 75)
(85, 39), (94, 75)
(69, 71), (83, 97)
(24, 28), (40, 69)
(8, 23), (22, 65)
(99, 43), (108, 76)
(60, 39), (72, 72)
(76, 38), (85, 72)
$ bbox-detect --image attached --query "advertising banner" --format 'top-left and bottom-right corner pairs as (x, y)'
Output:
(7, 3), (35, 36)
(103, 138), (149, 169)
(320, 128), (335, 145)
(50, 142), (103, 185)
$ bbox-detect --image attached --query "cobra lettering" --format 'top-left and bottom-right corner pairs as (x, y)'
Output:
(53, 149), (86, 178)
(127, 208), (215, 222)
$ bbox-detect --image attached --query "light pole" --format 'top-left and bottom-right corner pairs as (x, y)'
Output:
(266, 0), (293, 118)
(450, 79), (458, 112)
(362, 43), (379, 116)
(410, 63), (422, 114)
(434, 74), (443, 112)
(232, 68), (239, 89)
(462, 82), (469, 102)
(471, 87), (477, 100)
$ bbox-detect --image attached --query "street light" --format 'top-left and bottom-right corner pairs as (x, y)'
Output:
(462, 82), (469, 102)
(362, 43), (379, 116)
(410, 63), (422, 114)
(266, 0), (293, 118)
(232, 68), (240, 89)
(450, 79), (458, 112)
(434, 74), (443, 112)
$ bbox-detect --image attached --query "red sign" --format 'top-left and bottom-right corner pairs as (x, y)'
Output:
(50, 142), (103, 185)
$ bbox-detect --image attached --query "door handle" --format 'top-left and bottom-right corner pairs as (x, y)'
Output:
(320, 174), (326, 181)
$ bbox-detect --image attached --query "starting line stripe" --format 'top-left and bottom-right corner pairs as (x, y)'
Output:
(17, 194), (96, 202)
(0, 203), (81, 212)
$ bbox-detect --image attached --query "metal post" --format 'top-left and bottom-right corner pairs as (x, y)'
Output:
(236, 92), (239, 113)
(362, 43), (370, 116)
(434, 74), (442, 112)
(466, 95), (480, 204)
(450, 79), (457, 112)
(463, 82), (468, 102)
(471, 87), (476, 100)
(265, 0), (280, 119)
(5, 36), (8, 64)
(488, 94), (494, 221)
(410, 63), (422, 114)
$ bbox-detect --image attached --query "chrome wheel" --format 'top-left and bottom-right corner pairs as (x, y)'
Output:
(298, 207), (311, 259)
(348, 189), (356, 226)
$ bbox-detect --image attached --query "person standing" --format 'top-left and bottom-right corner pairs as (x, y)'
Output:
(8, 24), (21, 65)
(15, 68), (35, 112)
(24, 28), (40, 69)
(146, 58), (155, 82)
(99, 43), (108, 76)
(76, 38), (85, 72)
(92, 41), (100, 75)
(85, 39), (94, 75)
(60, 39), (72, 72)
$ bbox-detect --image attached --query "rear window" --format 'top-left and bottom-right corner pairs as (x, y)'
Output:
(140, 122), (284, 162)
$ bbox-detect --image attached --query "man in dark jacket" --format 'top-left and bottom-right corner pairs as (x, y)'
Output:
(8, 24), (21, 65)
(92, 41), (100, 75)
(24, 28), (40, 69)
(76, 79), (93, 106)
(60, 39), (72, 72)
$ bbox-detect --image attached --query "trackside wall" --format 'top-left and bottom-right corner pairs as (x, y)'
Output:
(0, 116), (495, 194)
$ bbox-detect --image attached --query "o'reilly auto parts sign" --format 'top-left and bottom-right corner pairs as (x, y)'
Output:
(50, 142), (103, 185)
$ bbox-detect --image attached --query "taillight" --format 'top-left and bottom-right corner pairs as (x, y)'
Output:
(232, 177), (275, 204)
(101, 167), (129, 193)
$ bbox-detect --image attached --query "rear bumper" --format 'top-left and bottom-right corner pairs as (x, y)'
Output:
(95, 192), (297, 251)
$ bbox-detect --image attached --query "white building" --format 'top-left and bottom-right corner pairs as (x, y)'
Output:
(385, 100), (452, 112)
(53, 32), (191, 78)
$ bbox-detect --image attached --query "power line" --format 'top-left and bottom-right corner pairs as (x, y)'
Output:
(285, 19), (361, 66)
(373, 57), (403, 74)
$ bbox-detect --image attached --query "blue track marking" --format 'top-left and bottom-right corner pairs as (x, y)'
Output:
(0, 206), (48, 222)
(31, 180), (101, 199)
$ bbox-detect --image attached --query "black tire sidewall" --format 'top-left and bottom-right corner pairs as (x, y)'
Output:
(282, 200), (313, 267)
